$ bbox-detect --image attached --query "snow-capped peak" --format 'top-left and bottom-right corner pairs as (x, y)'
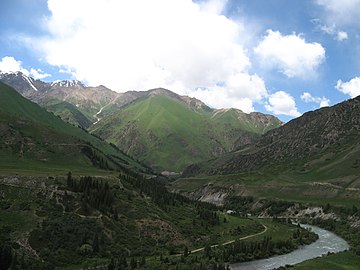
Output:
(0, 71), (38, 91)
(0, 70), (23, 77)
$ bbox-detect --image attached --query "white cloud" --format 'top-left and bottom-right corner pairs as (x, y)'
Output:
(336, 77), (360, 98)
(29, 68), (51, 79)
(199, 0), (228, 15)
(301, 92), (330, 107)
(265, 91), (301, 117)
(311, 20), (348, 42)
(337, 31), (348, 41)
(190, 73), (268, 113)
(226, 73), (268, 101)
(21, 0), (270, 112)
(38, 1), (245, 89)
(254, 30), (325, 78)
(0, 56), (51, 79)
(0, 56), (30, 75)
(315, 0), (360, 26)
(191, 87), (256, 113)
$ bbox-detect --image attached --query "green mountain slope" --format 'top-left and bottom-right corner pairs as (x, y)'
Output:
(91, 93), (282, 172)
(177, 95), (360, 206)
(0, 82), (149, 175)
(211, 108), (282, 134)
(183, 95), (360, 178)
(39, 99), (93, 129)
(0, 172), (309, 269)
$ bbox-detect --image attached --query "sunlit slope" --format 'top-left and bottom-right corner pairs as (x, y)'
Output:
(91, 94), (281, 171)
(0, 82), (148, 174)
(39, 99), (93, 129)
(175, 95), (360, 206)
(183, 95), (360, 178)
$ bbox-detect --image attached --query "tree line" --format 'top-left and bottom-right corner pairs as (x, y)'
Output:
(67, 173), (114, 213)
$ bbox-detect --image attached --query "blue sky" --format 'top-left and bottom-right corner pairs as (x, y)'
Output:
(1, 0), (360, 121)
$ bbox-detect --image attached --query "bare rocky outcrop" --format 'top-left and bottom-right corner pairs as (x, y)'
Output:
(178, 184), (231, 206)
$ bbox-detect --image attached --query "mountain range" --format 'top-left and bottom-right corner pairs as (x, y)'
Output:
(0, 71), (282, 172)
(183, 95), (360, 178)
(1, 70), (360, 269)
(2, 70), (359, 180)
(0, 81), (149, 175)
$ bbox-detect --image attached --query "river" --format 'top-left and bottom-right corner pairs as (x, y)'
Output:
(230, 224), (349, 270)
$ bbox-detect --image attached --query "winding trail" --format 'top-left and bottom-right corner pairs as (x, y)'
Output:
(176, 223), (268, 256)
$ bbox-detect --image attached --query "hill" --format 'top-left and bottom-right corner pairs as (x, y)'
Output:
(0, 72), (217, 127)
(0, 82), (149, 175)
(175, 95), (360, 208)
(38, 99), (93, 128)
(183, 95), (360, 177)
(0, 71), (121, 127)
(90, 92), (282, 172)
(0, 72), (282, 172)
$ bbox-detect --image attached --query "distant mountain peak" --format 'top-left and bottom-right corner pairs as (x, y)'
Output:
(0, 71), (39, 92)
(0, 70), (27, 79)
(50, 80), (85, 88)
(0, 70), (22, 76)
(180, 95), (212, 111)
(147, 87), (178, 97)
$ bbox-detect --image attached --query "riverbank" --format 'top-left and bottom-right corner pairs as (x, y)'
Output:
(290, 251), (360, 269)
(230, 224), (349, 270)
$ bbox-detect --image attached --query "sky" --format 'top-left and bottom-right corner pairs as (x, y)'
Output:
(1, 0), (360, 121)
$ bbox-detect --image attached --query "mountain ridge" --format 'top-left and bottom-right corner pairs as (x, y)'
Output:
(0, 71), (281, 127)
(0, 81), (150, 174)
(91, 93), (282, 171)
(182, 94), (360, 177)
(1, 72), (283, 172)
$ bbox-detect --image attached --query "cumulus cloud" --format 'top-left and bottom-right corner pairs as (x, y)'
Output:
(21, 0), (272, 112)
(29, 68), (51, 79)
(191, 73), (268, 113)
(254, 30), (325, 78)
(301, 92), (330, 107)
(336, 77), (360, 98)
(0, 56), (30, 75)
(17, 0), (271, 113)
(0, 56), (51, 79)
(265, 91), (301, 117)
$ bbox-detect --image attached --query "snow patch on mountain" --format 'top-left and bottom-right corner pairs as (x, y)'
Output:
(22, 75), (38, 91)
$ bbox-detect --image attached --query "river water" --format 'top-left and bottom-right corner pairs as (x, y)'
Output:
(230, 224), (349, 270)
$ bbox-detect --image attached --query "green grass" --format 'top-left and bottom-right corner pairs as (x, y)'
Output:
(249, 218), (295, 241)
(92, 95), (216, 171)
(0, 185), (40, 238)
(91, 94), (281, 172)
(210, 108), (282, 134)
(163, 207), (264, 250)
(0, 82), (149, 175)
(174, 144), (360, 208)
(0, 175), (322, 269)
(292, 251), (360, 270)
(40, 99), (93, 128)
(211, 214), (263, 243)
(0, 177), (171, 267)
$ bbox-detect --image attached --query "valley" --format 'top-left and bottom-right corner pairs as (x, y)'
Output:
(0, 72), (282, 172)
(2, 1), (360, 269)
(0, 78), (359, 270)
(0, 174), (321, 270)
